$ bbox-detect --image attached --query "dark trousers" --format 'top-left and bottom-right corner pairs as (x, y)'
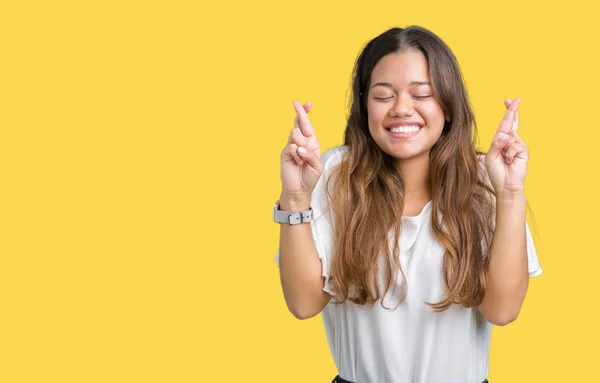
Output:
(332, 375), (489, 383)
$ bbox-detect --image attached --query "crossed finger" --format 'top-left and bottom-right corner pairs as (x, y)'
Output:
(293, 100), (316, 137)
(288, 127), (308, 147)
(504, 98), (520, 132)
(497, 98), (521, 135)
(504, 142), (528, 164)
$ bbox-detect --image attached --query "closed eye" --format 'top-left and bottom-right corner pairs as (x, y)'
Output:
(374, 96), (432, 100)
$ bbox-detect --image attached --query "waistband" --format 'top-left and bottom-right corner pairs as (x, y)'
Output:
(332, 375), (489, 383)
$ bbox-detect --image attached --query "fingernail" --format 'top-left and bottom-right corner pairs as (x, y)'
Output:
(298, 147), (307, 155)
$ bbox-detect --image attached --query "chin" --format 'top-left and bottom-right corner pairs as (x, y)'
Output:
(378, 142), (429, 161)
(391, 150), (428, 161)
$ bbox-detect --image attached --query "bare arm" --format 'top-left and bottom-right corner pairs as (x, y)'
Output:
(278, 193), (332, 320)
(277, 100), (331, 320)
(478, 191), (529, 326)
(479, 97), (537, 326)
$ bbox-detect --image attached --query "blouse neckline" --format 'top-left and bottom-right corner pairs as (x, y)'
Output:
(401, 200), (433, 220)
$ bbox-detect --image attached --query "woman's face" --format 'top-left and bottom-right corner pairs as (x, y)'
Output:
(367, 49), (447, 162)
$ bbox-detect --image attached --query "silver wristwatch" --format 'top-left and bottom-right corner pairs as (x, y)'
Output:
(273, 200), (313, 225)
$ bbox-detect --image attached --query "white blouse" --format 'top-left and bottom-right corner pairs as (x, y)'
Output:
(275, 145), (543, 383)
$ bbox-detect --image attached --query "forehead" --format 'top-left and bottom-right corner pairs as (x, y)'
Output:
(370, 50), (431, 86)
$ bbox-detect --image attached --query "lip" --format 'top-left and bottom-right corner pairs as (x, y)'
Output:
(386, 121), (424, 129)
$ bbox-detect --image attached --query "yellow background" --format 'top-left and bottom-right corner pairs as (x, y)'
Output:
(1, 0), (597, 382)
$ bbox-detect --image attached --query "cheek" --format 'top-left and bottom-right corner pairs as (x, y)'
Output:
(419, 103), (445, 124)
(366, 105), (383, 131)
(367, 104), (387, 124)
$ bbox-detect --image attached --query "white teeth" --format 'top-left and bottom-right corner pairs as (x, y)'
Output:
(390, 125), (420, 133)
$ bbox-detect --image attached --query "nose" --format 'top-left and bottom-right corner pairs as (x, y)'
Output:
(390, 93), (414, 117)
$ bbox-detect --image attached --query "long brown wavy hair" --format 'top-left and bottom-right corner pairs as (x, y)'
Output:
(325, 26), (501, 312)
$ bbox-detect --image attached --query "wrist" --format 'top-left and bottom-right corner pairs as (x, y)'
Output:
(495, 189), (526, 204)
(279, 192), (311, 211)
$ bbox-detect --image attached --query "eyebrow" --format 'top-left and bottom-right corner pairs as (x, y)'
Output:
(370, 81), (431, 89)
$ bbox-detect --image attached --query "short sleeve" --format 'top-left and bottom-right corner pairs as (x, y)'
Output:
(526, 221), (543, 277)
(273, 146), (347, 296)
(478, 154), (543, 278)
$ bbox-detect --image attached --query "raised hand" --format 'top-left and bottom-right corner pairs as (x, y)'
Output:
(280, 100), (323, 199)
(485, 98), (529, 194)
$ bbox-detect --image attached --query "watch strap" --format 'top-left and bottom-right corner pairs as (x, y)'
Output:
(273, 200), (313, 225)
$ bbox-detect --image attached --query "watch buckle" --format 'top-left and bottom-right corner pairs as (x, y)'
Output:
(288, 212), (303, 225)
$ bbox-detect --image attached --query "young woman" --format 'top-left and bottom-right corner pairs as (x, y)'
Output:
(273, 25), (542, 383)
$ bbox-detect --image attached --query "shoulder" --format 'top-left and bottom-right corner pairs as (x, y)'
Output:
(476, 152), (492, 185)
(477, 152), (486, 167)
(309, 146), (348, 218)
(311, 146), (348, 205)
(320, 145), (348, 172)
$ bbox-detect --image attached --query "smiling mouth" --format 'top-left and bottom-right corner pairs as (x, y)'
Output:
(385, 126), (423, 138)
